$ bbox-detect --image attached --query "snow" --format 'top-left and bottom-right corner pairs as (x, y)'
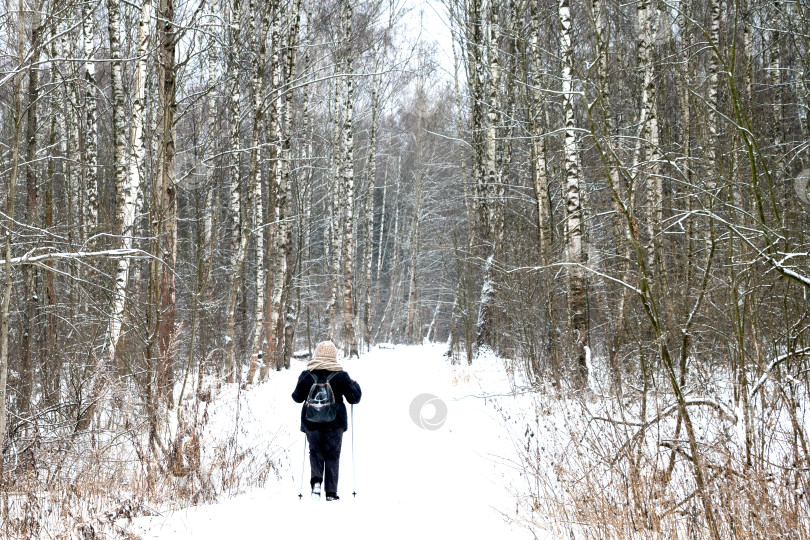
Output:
(131, 344), (536, 539)
(584, 345), (596, 392)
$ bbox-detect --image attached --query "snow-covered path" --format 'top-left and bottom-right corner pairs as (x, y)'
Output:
(133, 345), (533, 539)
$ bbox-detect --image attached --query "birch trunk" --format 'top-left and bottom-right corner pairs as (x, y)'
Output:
(706, 0), (722, 197)
(55, 25), (73, 240)
(224, 0), (243, 382)
(326, 75), (343, 337)
(529, 0), (551, 253)
(81, 0), (99, 238)
(279, 0), (302, 369)
(475, 0), (501, 352)
(265, 0), (288, 373)
(202, 0), (220, 256)
(228, 0), (243, 268)
(742, 0), (753, 108)
(482, 0), (500, 240)
(106, 0), (150, 382)
(530, 2), (559, 373)
(768, 1), (783, 192)
(76, 0), (143, 431)
(466, 0), (485, 230)
(67, 61), (81, 241)
(245, 0), (271, 382)
(362, 66), (379, 351)
(560, 0), (588, 384)
(637, 0), (663, 278)
(228, 0), (270, 382)
(104, 0), (134, 341)
(247, 174), (265, 383)
(340, 0), (358, 357)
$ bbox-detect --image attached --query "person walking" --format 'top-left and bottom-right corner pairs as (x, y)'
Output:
(292, 340), (361, 501)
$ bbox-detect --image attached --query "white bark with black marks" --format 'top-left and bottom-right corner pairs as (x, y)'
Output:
(224, 0), (244, 382)
(102, 0), (150, 394)
(245, 0), (271, 380)
(81, 0), (99, 238)
(529, 0), (550, 255)
(340, 0), (358, 357)
(559, 0), (588, 383)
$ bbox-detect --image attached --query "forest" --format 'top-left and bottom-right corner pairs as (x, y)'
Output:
(0, 0), (809, 537)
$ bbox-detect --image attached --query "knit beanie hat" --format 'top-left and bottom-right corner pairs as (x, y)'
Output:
(307, 341), (343, 371)
(315, 341), (337, 361)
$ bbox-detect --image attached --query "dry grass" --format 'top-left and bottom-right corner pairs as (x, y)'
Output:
(0, 380), (278, 539)
(512, 385), (810, 540)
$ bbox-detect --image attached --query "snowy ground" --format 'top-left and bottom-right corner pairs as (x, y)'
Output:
(131, 344), (536, 539)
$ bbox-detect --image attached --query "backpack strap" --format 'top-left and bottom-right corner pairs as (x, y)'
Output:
(309, 371), (339, 383)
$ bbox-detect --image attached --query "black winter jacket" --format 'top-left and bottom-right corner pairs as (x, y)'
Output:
(292, 369), (362, 432)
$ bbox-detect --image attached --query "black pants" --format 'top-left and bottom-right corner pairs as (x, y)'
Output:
(305, 429), (344, 494)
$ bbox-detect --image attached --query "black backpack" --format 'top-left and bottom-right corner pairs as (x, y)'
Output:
(304, 372), (339, 423)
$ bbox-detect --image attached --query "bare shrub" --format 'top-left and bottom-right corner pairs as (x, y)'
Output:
(510, 374), (810, 540)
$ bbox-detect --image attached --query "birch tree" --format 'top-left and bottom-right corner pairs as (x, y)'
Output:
(280, 0), (303, 368)
(636, 0), (663, 276)
(106, 0), (151, 391)
(265, 0), (289, 374)
(202, 0), (220, 260)
(705, 0), (722, 205)
(340, 0), (359, 357)
(0, 0), (807, 532)
(325, 75), (344, 338)
(223, 0), (244, 382)
(529, 0), (551, 254)
(362, 48), (381, 351)
(559, 0), (588, 383)
(474, 0), (504, 352)
(76, 0), (148, 430)
(243, 0), (271, 380)
(81, 0), (99, 237)
(463, 0), (485, 235)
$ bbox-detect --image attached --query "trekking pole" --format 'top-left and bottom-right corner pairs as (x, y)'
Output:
(351, 404), (357, 498)
(298, 433), (307, 500)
